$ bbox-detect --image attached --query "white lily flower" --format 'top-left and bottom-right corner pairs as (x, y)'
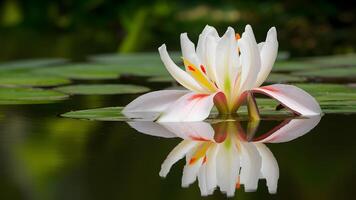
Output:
(128, 116), (321, 197)
(123, 25), (322, 122)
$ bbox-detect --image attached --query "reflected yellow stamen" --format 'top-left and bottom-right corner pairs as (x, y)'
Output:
(235, 33), (241, 40)
(183, 58), (216, 92)
(189, 142), (212, 165)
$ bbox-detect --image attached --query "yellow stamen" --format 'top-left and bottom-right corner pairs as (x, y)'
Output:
(183, 58), (216, 92)
(189, 142), (212, 165)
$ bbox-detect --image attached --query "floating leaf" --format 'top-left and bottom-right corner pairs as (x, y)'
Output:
(0, 73), (71, 87)
(265, 73), (306, 83)
(55, 84), (150, 95)
(295, 83), (356, 94)
(61, 107), (126, 121)
(32, 64), (121, 80)
(307, 54), (356, 67)
(32, 63), (170, 80)
(0, 87), (68, 105)
(147, 76), (175, 83)
(293, 67), (356, 79)
(273, 61), (318, 72)
(89, 52), (181, 64)
(0, 58), (68, 72)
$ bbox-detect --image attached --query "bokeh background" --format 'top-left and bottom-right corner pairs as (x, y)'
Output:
(0, 0), (355, 61)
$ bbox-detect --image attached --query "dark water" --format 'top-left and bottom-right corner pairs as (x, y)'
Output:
(0, 96), (355, 200)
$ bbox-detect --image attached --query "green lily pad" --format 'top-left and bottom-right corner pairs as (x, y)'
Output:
(55, 84), (150, 95)
(0, 58), (68, 72)
(273, 61), (318, 72)
(32, 63), (170, 80)
(0, 87), (68, 105)
(293, 67), (356, 79)
(32, 64), (121, 80)
(266, 73), (307, 83)
(147, 76), (175, 83)
(89, 52), (181, 64)
(295, 83), (356, 94)
(61, 107), (126, 121)
(307, 54), (356, 67)
(0, 73), (71, 87)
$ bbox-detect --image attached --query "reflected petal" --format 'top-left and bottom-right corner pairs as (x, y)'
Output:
(255, 143), (279, 194)
(255, 116), (321, 143)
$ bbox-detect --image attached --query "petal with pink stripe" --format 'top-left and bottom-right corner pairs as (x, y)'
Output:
(251, 84), (322, 116)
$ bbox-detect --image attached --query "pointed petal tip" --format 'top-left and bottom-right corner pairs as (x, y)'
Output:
(159, 170), (167, 178)
(180, 32), (188, 38)
(245, 24), (252, 30)
(267, 27), (278, 41)
(158, 44), (167, 52)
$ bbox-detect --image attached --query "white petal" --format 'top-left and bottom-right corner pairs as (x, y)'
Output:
(205, 145), (219, 192)
(197, 25), (220, 82)
(238, 25), (261, 92)
(157, 92), (216, 122)
(239, 142), (261, 192)
(122, 90), (189, 120)
(159, 122), (215, 141)
(251, 84), (322, 116)
(127, 121), (177, 138)
(216, 141), (240, 197)
(159, 140), (199, 177)
(180, 33), (201, 67)
(215, 27), (239, 93)
(257, 115), (321, 143)
(196, 25), (219, 62)
(182, 150), (204, 187)
(255, 143), (279, 194)
(158, 44), (206, 93)
(205, 35), (219, 82)
(255, 27), (278, 87)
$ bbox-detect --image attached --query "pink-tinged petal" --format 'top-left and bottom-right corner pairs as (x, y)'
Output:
(159, 122), (215, 141)
(159, 140), (200, 178)
(255, 143), (279, 194)
(255, 115), (321, 143)
(237, 25), (261, 93)
(255, 27), (278, 87)
(213, 92), (229, 114)
(122, 90), (189, 121)
(157, 92), (216, 122)
(252, 84), (322, 116)
(158, 44), (207, 93)
(127, 121), (176, 138)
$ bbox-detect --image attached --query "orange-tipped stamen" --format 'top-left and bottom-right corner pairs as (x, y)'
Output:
(189, 142), (212, 165)
(188, 65), (196, 72)
(200, 65), (207, 74)
(183, 58), (216, 92)
(235, 33), (241, 40)
(236, 176), (241, 189)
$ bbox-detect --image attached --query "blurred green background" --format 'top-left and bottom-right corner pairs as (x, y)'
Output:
(0, 0), (355, 61)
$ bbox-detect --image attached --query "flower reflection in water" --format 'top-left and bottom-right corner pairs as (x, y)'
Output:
(128, 116), (321, 197)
